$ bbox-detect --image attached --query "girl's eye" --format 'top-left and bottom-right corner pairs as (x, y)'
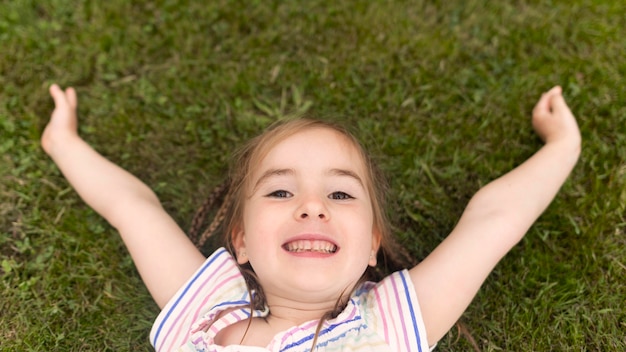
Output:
(329, 191), (353, 200)
(267, 190), (292, 198)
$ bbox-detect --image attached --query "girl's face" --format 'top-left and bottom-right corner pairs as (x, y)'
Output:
(234, 127), (380, 304)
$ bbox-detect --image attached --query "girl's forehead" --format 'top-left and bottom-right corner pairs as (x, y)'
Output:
(265, 128), (361, 162)
(251, 127), (368, 182)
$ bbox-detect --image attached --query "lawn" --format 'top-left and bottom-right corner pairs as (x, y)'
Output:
(1, 0), (624, 350)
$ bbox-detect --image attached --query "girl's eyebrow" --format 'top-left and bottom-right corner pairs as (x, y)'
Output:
(327, 168), (364, 188)
(253, 168), (294, 191)
(253, 168), (364, 191)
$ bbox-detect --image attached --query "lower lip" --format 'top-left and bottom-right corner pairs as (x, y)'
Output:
(283, 249), (338, 258)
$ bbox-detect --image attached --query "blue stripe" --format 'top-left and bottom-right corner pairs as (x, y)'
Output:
(399, 272), (422, 352)
(313, 317), (366, 349)
(282, 303), (362, 350)
(152, 248), (228, 346)
(213, 299), (253, 317)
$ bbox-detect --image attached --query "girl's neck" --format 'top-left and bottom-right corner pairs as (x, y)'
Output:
(259, 281), (356, 326)
(265, 300), (337, 326)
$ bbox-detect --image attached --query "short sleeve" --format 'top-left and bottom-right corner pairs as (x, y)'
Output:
(150, 248), (249, 352)
(358, 270), (432, 352)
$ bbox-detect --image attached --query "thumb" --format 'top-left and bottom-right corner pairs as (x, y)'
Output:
(533, 87), (557, 118)
(548, 88), (572, 115)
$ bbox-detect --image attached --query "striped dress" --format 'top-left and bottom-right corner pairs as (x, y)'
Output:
(150, 248), (432, 351)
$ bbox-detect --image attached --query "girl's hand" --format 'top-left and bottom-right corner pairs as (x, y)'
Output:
(42, 84), (80, 156)
(532, 86), (581, 147)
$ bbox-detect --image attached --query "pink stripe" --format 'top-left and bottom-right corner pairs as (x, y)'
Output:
(165, 258), (237, 349)
(374, 283), (390, 342)
(385, 277), (402, 346)
(188, 271), (242, 328)
(171, 271), (241, 346)
(277, 312), (333, 347)
(160, 254), (232, 351)
(300, 318), (323, 331)
(390, 274), (410, 350)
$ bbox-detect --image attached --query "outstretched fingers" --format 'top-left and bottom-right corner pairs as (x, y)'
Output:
(42, 84), (80, 155)
(49, 84), (77, 110)
(49, 84), (65, 106)
(66, 87), (78, 110)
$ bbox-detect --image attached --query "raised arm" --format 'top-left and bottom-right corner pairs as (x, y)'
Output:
(42, 84), (205, 308)
(410, 86), (581, 344)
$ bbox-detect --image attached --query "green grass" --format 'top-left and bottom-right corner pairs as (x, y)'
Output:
(1, 0), (624, 350)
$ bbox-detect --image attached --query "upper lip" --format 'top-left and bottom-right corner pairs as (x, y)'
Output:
(281, 233), (340, 250)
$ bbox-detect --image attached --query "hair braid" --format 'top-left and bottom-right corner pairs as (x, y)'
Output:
(188, 180), (230, 251)
(197, 190), (233, 248)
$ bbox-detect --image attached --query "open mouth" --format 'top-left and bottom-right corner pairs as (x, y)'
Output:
(282, 239), (338, 254)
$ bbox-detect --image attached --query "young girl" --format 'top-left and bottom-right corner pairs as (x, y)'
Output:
(42, 84), (581, 351)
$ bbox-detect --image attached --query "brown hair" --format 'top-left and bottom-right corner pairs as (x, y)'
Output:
(189, 118), (416, 346)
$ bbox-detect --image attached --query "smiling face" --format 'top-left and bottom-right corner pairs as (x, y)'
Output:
(232, 127), (380, 303)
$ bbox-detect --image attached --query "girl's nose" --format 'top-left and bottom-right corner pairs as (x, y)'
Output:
(296, 195), (329, 221)
(299, 211), (327, 220)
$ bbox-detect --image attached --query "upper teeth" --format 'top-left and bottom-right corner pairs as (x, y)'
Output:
(284, 240), (337, 253)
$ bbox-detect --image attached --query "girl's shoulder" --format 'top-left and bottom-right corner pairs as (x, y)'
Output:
(151, 248), (263, 351)
(354, 270), (432, 350)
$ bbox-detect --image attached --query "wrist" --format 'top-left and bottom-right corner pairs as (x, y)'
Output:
(544, 136), (582, 166)
(41, 130), (82, 158)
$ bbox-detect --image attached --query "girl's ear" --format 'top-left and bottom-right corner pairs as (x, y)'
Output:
(232, 226), (249, 265)
(369, 228), (382, 267)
